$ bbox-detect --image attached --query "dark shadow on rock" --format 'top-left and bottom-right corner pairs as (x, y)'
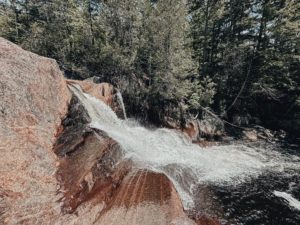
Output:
(53, 94), (132, 213)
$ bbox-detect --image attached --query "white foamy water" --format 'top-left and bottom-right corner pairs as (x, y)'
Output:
(116, 90), (127, 119)
(69, 84), (300, 209)
(274, 191), (300, 211)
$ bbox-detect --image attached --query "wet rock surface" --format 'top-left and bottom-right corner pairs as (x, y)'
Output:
(96, 170), (199, 225)
(53, 95), (132, 213)
(183, 120), (200, 141)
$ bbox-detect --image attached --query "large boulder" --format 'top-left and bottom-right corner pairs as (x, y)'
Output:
(0, 38), (71, 224)
(97, 170), (199, 225)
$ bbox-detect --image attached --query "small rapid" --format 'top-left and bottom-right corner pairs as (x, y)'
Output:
(69, 84), (300, 218)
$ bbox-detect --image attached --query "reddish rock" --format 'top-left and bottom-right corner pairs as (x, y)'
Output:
(66, 79), (115, 106)
(97, 170), (198, 225)
(0, 38), (71, 224)
(66, 79), (126, 118)
(183, 120), (199, 141)
(196, 216), (222, 225)
(96, 170), (222, 225)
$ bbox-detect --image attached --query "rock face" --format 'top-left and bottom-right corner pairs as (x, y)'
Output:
(0, 37), (71, 224)
(0, 38), (221, 225)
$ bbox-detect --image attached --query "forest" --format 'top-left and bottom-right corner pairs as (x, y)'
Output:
(1, 0), (299, 137)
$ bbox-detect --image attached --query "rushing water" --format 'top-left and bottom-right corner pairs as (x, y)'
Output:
(212, 171), (300, 224)
(69, 84), (300, 224)
(116, 90), (127, 119)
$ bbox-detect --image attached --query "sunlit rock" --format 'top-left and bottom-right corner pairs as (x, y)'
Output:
(97, 170), (200, 225)
(0, 37), (71, 224)
(66, 79), (126, 119)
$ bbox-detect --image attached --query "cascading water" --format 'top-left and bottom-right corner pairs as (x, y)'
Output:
(69, 84), (300, 224)
(116, 90), (127, 119)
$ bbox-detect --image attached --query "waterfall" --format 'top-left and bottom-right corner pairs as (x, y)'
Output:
(116, 90), (127, 120)
(68, 84), (300, 209)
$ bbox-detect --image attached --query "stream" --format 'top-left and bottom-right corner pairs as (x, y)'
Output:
(69, 84), (300, 225)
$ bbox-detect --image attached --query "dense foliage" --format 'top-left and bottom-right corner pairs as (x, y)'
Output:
(1, 0), (299, 134)
(189, 0), (300, 134)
